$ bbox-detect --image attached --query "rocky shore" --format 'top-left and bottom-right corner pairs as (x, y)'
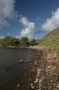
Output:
(16, 48), (59, 90)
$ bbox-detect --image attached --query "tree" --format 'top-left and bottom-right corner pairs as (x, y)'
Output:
(0, 36), (20, 47)
(20, 37), (30, 46)
(30, 39), (38, 46)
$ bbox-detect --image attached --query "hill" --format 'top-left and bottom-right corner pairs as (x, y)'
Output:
(39, 28), (59, 54)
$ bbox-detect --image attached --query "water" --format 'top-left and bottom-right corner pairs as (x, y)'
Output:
(0, 48), (36, 89)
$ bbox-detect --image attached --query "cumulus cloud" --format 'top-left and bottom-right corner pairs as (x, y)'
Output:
(0, 0), (15, 27)
(41, 8), (59, 31)
(19, 17), (35, 38)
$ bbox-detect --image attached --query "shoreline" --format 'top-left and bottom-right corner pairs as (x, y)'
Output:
(0, 45), (44, 50)
(0, 45), (57, 90)
(17, 47), (57, 90)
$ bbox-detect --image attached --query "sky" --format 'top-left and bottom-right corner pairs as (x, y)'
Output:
(0, 0), (59, 39)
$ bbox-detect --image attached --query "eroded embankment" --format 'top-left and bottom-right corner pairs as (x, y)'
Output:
(16, 48), (59, 90)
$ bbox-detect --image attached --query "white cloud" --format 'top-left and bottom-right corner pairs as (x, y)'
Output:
(0, 0), (15, 27)
(0, 35), (5, 39)
(41, 8), (59, 31)
(20, 17), (35, 38)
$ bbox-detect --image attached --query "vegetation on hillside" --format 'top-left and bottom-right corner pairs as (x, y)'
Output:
(38, 28), (59, 54)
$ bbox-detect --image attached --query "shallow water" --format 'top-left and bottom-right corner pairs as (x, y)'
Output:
(0, 48), (36, 89)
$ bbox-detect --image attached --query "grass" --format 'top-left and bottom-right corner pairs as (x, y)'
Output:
(38, 28), (59, 55)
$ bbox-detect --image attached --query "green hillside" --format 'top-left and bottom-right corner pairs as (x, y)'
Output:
(39, 28), (59, 54)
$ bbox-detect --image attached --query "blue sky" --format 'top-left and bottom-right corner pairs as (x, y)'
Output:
(0, 0), (59, 39)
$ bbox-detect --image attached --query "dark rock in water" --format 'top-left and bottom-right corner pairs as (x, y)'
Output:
(6, 66), (13, 71)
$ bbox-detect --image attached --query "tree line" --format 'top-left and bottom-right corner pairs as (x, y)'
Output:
(0, 36), (38, 47)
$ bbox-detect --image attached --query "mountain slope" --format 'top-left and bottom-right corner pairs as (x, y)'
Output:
(39, 28), (59, 54)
